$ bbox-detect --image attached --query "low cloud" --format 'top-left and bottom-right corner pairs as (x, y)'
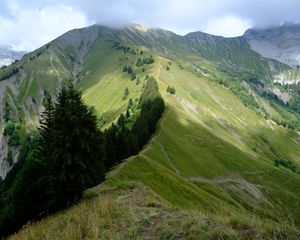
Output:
(0, 2), (88, 51)
(1, 0), (300, 51)
(203, 16), (252, 37)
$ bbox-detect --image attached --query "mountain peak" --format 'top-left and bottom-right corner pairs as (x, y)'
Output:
(244, 23), (300, 67)
(127, 24), (150, 33)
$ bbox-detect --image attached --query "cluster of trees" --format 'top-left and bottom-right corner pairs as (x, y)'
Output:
(104, 81), (164, 168)
(122, 65), (136, 80)
(215, 76), (260, 112)
(2, 102), (23, 168)
(3, 102), (12, 123)
(0, 67), (19, 81)
(274, 159), (299, 173)
(136, 56), (154, 67)
(287, 95), (300, 114)
(123, 87), (130, 100)
(5, 150), (13, 167)
(258, 91), (300, 130)
(0, 85), (106, 236)
(113, 42), (137, 55)
(214, 65), (268, 112)
(3, 121), (21, 147)
(0, 133), (38, 193)
(3, 102), (22, 147)
(28, 46), (49, 61)
(0, 78), (165, 236)
(214, 62), (300, 131)
(166, 86), (176, 94)
(229, 82), (260, 110)
(269, 117), (300, 131)
(166, 61), (172, 71)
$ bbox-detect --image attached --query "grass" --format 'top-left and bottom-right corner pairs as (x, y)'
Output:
(11, 179), (300, 239)
(5, 30), (300, 238)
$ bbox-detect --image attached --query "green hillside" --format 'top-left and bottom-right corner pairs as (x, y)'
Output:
(2, 25), (300, 239)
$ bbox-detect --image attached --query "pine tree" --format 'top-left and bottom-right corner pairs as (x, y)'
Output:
(103, 123), (117, 168)
(0, 84), (105, 236)
(123, 87), (130, 100)
(47, 84), (105, 206)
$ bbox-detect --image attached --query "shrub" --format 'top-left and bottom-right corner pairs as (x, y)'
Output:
(5, 150), (13, 167)
(166, 86), (176, 94)
(123, 87), (130, 100)
(274, 159), (299, 173)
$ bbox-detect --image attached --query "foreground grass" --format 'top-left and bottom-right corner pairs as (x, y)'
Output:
(10, 178), (300, 240)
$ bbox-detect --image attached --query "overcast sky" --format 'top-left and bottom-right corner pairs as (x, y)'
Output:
(1, 0), (300, 51)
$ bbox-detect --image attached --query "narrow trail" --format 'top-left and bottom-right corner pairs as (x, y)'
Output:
(120, 62), (270, 207)
(187, 175), (271, 205)
(143, 212), (167, 240)
(49, 52), (61, 87)
(157, 141), (180, 175)
(150, 60), (181, 176)
(156, 57), (161, 80)
(152, 58), (251, 177)
(187, 175), (242, 184)
(209, 92), (247, 127)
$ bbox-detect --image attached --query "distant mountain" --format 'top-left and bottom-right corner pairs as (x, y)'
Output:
(0, 45), (25, 67)
(244, 23), (300, 68)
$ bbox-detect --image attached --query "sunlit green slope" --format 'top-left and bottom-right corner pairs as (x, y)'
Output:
(11, 42), (300, 239)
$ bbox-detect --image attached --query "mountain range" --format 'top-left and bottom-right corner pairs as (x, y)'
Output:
(2, 23), (300, 238)
(0, 45), (25, 67)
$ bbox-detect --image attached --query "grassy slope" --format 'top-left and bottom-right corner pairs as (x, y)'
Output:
(11, 47), (300, 239)
(1, 25), (299, 173)
(81, 38), (151, 127)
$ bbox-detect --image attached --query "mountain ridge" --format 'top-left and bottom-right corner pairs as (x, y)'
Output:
(0, 23), (296, 176)
(244, 23), (300, 68)
(2, 23), (300, 238)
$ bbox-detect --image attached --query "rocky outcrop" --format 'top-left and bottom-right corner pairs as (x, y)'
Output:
(244, 23), (300, 68)
(0, 45), (25, 67)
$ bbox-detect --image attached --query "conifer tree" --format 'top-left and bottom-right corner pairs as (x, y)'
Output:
(46, 84), (105, 206)
(0, 84), (105, 236)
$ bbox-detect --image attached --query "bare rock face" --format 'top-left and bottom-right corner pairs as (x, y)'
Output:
(244, 23), (300, 68)
(0, 45), (25, 67)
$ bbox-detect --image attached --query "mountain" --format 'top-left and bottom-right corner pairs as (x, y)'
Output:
(3, 24), (300, 238)
(0, 45), (25, 67)
(244, 23), (300, 68)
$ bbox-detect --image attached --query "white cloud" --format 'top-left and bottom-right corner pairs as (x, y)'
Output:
(203, 16), (252, 37)
(0, 4), (88, 51)
(1, 0), (300, 50)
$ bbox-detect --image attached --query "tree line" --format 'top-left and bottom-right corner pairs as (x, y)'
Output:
(0, 67), (19, 81)
(0, 78), (164, 236)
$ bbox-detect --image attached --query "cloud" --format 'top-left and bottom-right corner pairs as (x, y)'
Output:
(2, 0), (300, 50)
(230, 0), (300, 28)
(203, 16), (252, 37)
(0, 2), (88, 51)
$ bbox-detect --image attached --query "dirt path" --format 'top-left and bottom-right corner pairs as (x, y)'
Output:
(157, 141), (180, 175)
(156, 57), (161, 81)
(187, 175), (270, 205)
(143, 212), (167, 240)
(49, 51), (62, 87)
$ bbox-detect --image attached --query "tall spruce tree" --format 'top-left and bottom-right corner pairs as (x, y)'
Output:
(43, 84), (105, 207)
(0, 84), (105, 236)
